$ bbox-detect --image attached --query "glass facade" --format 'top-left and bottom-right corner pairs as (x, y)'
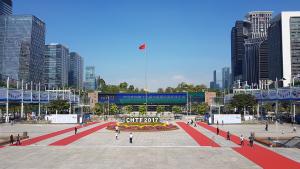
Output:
(69, 52), (83, 89)
(84, 66), (96, 90)
(0, 15), (45, 83)
(0, 0), (12, 15)
(44, 44), (69, 88)
(290, 17), (300, 78)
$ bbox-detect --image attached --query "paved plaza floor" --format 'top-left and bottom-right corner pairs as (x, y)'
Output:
(0, 121), (299, 169)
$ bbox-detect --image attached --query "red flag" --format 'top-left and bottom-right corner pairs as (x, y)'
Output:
(139, 43), (146, 50)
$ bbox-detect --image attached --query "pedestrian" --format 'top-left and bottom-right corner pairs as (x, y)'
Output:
(16, 134), (21, 145)
(194, 122), (197, 127)
(249, 136), (254, 147)
(129, 132), (133, 144)
(216, 127), (219, 135)
(265, 122), (268, 131)
(227, 131), (230, 140)
(240, 134), (244, 146)
(115, 132), (119, 140)
(10, 134), (14, 145)
(217, 120), (219, 125)
(75, 127), (77, 135)
(222, 120), (224, 126)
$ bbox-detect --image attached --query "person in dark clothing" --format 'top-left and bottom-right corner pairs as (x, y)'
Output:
(75, 127), (78, 135)
(10, 134), (14, 145)
(16, 134), (21, 145)
(265, 123), (268, 131)
(129, 133), (133, 143)
(227, 131), (230, 140)
(249, 136), (254, 147)
(216, 127), (220, 135)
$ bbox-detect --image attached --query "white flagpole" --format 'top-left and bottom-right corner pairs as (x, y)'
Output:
(144, 45), (148, 115)
(6, 77), (9, 123)
(38, 82), (41, 117)
(21, 80), (24, 118)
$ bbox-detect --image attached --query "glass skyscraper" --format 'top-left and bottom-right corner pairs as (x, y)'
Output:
(84, 66), (96, 90)
(69, 52), (84, 89)
(0, 0), (12, 15)
(0, 15), (45, 83)
(44, 44), (70, 88)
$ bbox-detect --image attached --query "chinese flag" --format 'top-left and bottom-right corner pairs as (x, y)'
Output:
(139, 43), (146, 50)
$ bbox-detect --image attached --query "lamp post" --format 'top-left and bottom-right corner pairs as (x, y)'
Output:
(292, 74), (300, 123)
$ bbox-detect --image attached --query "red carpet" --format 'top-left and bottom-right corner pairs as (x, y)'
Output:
(197, 122), (300, 169)
(177, 122), (220, 147)
(0, 146), (4, 149)
(19, 121), (98, 146)
(49, 122), (114, 146)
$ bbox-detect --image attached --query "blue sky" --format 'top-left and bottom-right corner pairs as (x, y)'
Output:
(14, 0), (300, 91)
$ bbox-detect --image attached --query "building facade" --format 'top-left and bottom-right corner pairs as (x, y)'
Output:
(246, 11), (272, 38)
(231, 21), (251, 83)
(69, 52), (83, 89)
(222, 67), (230, 89)
(44, 44), (70, 88)
(268, 12), (300, 87)
(0, 0), (12, 15)
(84, 66), (96, 90)
(0, 15), (45, 83)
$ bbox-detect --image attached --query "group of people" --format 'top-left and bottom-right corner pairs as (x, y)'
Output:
(10, 134), (21, 145)
(216, 123), (255, 147)
(187, 119), (197, 127)
(114, 126), (133, 143)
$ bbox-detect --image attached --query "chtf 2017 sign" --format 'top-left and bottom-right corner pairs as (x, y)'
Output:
(124, 117), (160, 123)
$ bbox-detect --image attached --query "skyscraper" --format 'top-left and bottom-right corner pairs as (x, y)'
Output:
(222, 67), (230, 89)
(0, 15), (45, 83)
(84, 66), (96, 90)
(268, 12), (300, 87)
(231, 21), (251, 83)
(69, 52), (84, 89)
(246, 11), (273, 38)
(209, 70), (219, 89)
(0, 0), (12, 15)
(44, 44), (70, 88)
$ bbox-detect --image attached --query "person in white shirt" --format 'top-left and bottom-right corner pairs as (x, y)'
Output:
(240, 134), (244, 146)
(129, 132), (133, 143)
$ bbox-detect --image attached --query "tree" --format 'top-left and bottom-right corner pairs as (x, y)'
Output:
(196, 103), (209, 115)
(94, 103), (105, 115)
(124, 105), (133, 114)
(109, 104), (119, 115)
(139, 105), (147, 116)
(230, 94), (257, 114)
(157, 88), (164, 93)
(128, 85), (135, 92)
(172, 106), (181, 114)
(119, 82), (128, 91)
(156, 105), (165, 115)
(48, 100), (70, 113)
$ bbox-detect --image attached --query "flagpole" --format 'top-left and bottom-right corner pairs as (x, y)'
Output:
(144, 45), (148, 115)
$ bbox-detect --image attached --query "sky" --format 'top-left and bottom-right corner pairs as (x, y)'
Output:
(13, 0), (300, 91)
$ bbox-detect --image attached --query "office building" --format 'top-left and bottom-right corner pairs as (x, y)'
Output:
(0, 15), (45, 83)
(231, 21), (251, 83)
(246, 11), (273, 38)
(268, 11), (300, 87)
(222, 67), (230, 89)
(44, 44), (70, 88)
(0, 0), (12, 15)
(69, 52), (84, 89)
(209, 70), (219, 89)
(84, 66), (96, 90)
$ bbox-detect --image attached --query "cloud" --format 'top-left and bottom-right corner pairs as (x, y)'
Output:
(171, 75), (185, 81)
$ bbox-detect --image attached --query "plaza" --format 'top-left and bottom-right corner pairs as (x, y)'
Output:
(0, 120), (299, 169)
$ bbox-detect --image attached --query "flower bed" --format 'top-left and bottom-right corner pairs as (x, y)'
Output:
(106, 122), (178, 132)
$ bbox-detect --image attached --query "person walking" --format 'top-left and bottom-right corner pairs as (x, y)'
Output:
(227, 131), (230, 140)
(222, 120), (224, 126)
(115, 132), (119, 140)
(265, 122), (268, 131)
(129, 132), (133, 144)
(75, 127), (78, 135)
(240, 135), (244, 146)
(249, 135), (254, 147)
(16, 134), (21, 145)
(10, 134), (14, 145)
(216, 127), (220, 135)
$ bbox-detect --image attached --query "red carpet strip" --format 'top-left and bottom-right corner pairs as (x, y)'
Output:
(0, 145), (4, 149)
(176, 122), (220, 147)
(49, 122), (114, 146)
(197, 122), (300, 169)
(18, 121), (98, 146)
